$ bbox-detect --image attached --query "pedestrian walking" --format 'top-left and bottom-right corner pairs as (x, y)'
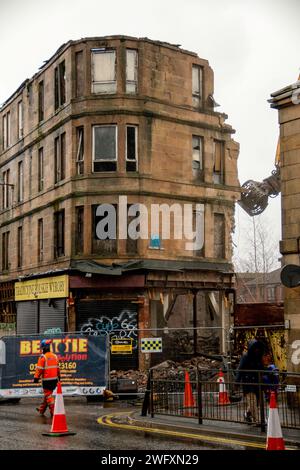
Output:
(33, 339), (61, 417)
(236, 339), (265, 424)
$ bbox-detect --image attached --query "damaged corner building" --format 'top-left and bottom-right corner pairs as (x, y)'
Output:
(0, 36), (240, 369)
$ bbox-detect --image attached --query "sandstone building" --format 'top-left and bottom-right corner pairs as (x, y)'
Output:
(0, 36), (240, 367)
(270, 79), (300, 373)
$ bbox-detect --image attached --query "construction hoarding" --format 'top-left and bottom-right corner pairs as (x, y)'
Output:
(0, 334), (107, 398)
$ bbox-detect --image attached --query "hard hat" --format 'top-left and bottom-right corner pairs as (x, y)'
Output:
(40, 339), (52, 349)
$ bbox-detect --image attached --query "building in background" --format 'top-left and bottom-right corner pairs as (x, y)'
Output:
(235, 268), (283, 303)
(0, 36), (240, 367)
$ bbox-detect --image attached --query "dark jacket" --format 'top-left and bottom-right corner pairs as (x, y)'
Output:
(236, 339), (265, 395)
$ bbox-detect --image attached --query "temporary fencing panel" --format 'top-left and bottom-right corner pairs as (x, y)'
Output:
(0, 334), (107, 398)
(76, 299), (138, 370)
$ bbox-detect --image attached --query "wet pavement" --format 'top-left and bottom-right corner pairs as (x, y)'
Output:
(0, 398), (213, 450)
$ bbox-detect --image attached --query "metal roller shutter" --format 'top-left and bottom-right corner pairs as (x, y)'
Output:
(76, 300), (138, 370)
(16, 301), (38, 334)
(39, 299), (66, 334)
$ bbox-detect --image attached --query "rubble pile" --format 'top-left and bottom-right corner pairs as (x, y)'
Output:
(109, 355), (221, 392)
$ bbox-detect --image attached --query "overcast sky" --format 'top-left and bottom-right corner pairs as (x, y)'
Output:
(1, 0), (299, 267)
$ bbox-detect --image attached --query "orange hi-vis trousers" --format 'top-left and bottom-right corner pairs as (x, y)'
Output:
(38, 388), (55, 416)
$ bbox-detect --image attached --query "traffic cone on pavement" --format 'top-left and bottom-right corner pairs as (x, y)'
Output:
(266, 391), (285, 450)
(217, 369), (230, 405)
(183, 371), (195, 416)
(42, 382), (76, 437)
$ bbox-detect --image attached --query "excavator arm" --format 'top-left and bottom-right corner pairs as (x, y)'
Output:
(238, 141), (281, 216)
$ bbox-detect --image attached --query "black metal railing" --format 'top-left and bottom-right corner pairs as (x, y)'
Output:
(146, 368), (300, 431)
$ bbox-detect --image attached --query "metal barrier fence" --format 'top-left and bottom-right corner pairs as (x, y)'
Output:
(148, 368), (300, 431)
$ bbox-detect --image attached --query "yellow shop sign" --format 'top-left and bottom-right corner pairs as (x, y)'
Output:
(15, 275), (69, 301)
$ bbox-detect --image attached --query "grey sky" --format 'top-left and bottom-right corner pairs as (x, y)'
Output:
(1, 0), (299, 264)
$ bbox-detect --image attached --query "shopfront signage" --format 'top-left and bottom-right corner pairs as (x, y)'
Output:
(15, 275), (69, 301)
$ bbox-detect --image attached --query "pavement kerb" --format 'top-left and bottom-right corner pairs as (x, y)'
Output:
(126, 412), (300, 449)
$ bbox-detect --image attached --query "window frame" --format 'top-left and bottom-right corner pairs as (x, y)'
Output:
(38, 147), (44, 192)
(75, 206), (84, 254)
(91, 49), (117, 94)
(54, 209), (65, 258)
(38, 218), (44, 262)
(54, 132), (66, 183)
(18, 100), (23, 139)
(54, 60), (66, 110)
(38, 81), (44, 122)
(126, 49), (138, 94)
(2, 231), (10, 271)
(126, 125), (138, 172)
(76, 127), (84, 175)
(2, 169), (10, 209)
(213, 139), (224, 184)
(92, 125), (118, 172)
(17, 160), (24, 203)
(192, 64), (203, 108)
(17, 226), (23, 268)
(192, 135), (204, 180)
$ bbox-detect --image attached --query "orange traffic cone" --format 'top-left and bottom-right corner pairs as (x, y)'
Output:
(217, 369), (230, 405)
(42, 382), (76, 437)
(183, 371), (195, 416)
(266, 391), (285, 450)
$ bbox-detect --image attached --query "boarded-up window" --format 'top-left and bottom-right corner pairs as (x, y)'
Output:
(75, 206), (84, 254)
(126, 125), (138, 172)
(92, 204), (117, 255)
(126, 50), (138, 93)
(91, 50), (116, 94)
(93, 125), (117, 172)
(192, 135), (203, 180)
(76, 127), (84, 175)
(214, 213), (225, 259)
(192, 65), (203, 107)
(213, 140), (224, 184)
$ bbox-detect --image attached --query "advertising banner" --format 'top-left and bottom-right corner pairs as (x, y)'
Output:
(0, 334), (107, 398)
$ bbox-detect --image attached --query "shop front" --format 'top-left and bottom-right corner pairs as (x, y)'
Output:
(15, 275), (69, 335)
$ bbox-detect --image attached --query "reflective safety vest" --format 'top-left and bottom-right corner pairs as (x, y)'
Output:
(34, 351), (60, 381)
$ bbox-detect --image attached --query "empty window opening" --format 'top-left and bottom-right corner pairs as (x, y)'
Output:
(54, 60), (66, 110)
(213, 140), (224, 184)
(192, 135), (203, 180)
(126, 125), (138, 172)
(76, 127), (84, 175)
